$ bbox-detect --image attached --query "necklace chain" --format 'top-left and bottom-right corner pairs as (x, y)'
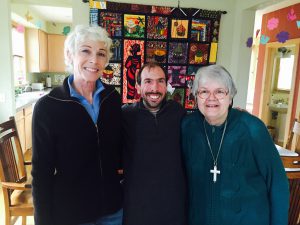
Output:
(203, 119), (227, 167)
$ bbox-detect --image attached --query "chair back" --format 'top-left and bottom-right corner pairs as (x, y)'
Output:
(287, 171), (300, 225)
(286, 119), (300, 153)
(281, 155), (300, 225)
(0, 117), (27, 184)
(0, 116), (33, 225)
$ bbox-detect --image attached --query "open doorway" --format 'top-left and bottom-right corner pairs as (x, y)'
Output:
(259, 39), (299, 147)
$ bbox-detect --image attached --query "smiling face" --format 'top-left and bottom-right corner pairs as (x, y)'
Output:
(137, 66), (167, 111)
(71, 40), (108, 84)
(197, 78), (231, 125)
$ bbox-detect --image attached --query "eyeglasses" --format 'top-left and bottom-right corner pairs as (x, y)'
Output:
(197, 89), (229, 100)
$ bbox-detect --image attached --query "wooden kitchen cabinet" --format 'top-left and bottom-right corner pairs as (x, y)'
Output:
(25, 28), (48, 72)
(48, 34), (66, 72)
(15, 105), (33, 153)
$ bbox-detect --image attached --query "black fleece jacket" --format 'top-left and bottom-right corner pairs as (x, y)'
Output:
(31, 77), (123, 225)
(122, 100), (187, 225)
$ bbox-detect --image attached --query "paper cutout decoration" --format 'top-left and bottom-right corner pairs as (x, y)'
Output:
(122, 39), (144, 103)
(16, 24), (25, 33)
(171, 19), (189, 39)
(99, 12), (122, 37)
(260, 35), (270, 45)
(209, 43), (218, 64)
(267, 17), (279, 30)
(246, 37), (253, 48)
(146, 41), (167, 63)
(297, 21), (300, 29)
(166, 88), (184, 106)
(62, 26), (71, 36)
(25, 11), (33, 21)
(35, 21), (42, 29)
(287, 8), (297, 21)
(147, 16), (168, 39)
(276, 31), (289, 43)
(124, 14), (145, 38)
(256, 29), (260, 38)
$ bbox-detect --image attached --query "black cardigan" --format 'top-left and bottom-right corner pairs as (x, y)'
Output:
(122, 100), (187, 225)
(31, 77), (123, 225)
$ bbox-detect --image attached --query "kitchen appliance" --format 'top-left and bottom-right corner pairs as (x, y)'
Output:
(31, 83), (44, 91)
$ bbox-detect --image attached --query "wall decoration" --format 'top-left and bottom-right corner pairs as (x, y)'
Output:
(16, 24), (25, 33)
(99, 12), (122, 37)
(260, 35), (270, 45)
(62, 26), (71, 36)
(123, 39), (144, 103)
(188, 43), (209, 65)
(168, 42), (188, 64)
(209, 43), (218, 63)
(267, 17), (279, 30)
(276, 31), (289, 43)
(171, 19), (189, 39)
(92, 1), (225, 108)
(146, 41), (167, 63)
(124, 14), (145, 38)
(185, 75), (196, 109)
(287, 8), (296, 21)
(167, 66), (186, 87)
(25, 11), (33, 21)
(297, 21), (300, 28)
(111, 39), (122, 61)
(191, 19), (211, 42)
(167, 88), (185, 106)
(101, 63), (121, 85)
(147, 16), (168, 39)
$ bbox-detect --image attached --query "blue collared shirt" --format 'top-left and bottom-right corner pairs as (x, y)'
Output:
(68, 75), (104, 124)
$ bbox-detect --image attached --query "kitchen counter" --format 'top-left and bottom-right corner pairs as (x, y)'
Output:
(16, 88), (52, 112)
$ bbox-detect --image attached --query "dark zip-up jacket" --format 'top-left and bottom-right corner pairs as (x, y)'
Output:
(31, 77), (123, 225)
(122, 100), (187, 225)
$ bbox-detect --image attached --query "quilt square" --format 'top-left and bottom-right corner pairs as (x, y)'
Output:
(124, 14), (145, 38)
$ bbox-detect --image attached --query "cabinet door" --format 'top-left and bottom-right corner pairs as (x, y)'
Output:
(15, 110), (26, 152)
(48, 34), (66, 72)
(39, 30), (49, 72)
(24, 106), (33, 151)
(25, 29), (48, 72)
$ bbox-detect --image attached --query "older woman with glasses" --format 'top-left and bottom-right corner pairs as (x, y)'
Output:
(181, 65), (289, 225)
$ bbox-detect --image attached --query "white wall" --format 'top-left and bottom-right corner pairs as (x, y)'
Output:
(0, 0), (15, 123)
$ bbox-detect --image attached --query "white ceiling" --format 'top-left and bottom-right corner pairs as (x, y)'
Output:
(28, 5), (72, 24)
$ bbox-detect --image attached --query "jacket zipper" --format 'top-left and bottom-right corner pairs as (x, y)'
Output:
(48, 90), (116, 177)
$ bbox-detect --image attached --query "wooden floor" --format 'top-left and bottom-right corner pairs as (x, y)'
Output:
(0, 149), (35, 225)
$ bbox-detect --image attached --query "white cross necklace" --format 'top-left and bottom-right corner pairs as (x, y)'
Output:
(203, 119), (227, 183)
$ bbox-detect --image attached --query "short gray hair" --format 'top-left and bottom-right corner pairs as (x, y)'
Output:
(64, 25), (113, 73)
(192, 65), (237, 99)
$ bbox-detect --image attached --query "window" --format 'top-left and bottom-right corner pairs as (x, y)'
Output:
(276, 55), (294, 91)
(12, 26), (26, 86)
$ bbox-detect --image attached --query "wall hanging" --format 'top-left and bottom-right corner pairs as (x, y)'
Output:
(88, 1), (226, 110)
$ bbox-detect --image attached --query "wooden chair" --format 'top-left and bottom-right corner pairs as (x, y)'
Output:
(286, 119), (300, 153)
(281, 155), (300, 225)
(0, 117), (33, 225)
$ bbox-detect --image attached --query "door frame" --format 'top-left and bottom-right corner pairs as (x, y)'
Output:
(259, 38), (300, 146)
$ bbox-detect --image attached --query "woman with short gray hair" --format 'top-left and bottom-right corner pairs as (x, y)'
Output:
(181, 64), (289, 225)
